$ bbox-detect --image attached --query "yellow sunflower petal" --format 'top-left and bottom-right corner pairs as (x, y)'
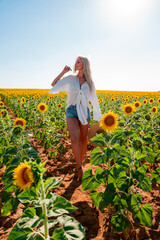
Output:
(13, 163), (34, 190)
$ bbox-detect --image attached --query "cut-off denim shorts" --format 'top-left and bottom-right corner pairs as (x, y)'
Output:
(66, 104), (91, 121)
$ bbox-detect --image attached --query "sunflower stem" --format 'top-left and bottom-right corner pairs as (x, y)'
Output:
(32, 231), (45, 240)
(40, 180), (49, 239)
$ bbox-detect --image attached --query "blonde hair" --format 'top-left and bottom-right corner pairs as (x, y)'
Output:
(73, 56), (93, 91)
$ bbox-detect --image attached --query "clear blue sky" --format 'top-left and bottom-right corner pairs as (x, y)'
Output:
(0, 0), (160, 91)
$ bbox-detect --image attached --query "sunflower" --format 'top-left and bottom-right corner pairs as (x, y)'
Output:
(37, 103), (47, 113)
(46, 97), (50, 101)
(143, 100), (147, 104)
(145, 114), (151, 120)
(133, 139), (143, 150)
(21, 97), (25, 103)
(31, 96), (35, 100)
(98, 98), (103, 103)
(0, 110), (6, 117)
(0, 101), (4, 107)
(14, 118), (26, 127)
(100, 111), (118, 133)
(122, 104), (135, 115)
(158, 98), (160, 104)
(17, 99), (20, 103)
(152, 106), (158, 114)
(13, 162), (34, 190)
(149, 98), (154, 104)
(134, 101), (141, 108)
(58, 104), (62, 108)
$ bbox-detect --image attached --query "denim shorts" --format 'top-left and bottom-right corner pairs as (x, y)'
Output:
(66, 105), (91, 121)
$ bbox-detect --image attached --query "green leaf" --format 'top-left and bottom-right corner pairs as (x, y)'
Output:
(110, 143), (121, 161)
(5, 147), (18, 155)
(151, 167), (160, 183)
(127, 193), (142, 213)
(95, 167), (108, 186)
(40, 159), (47, 168)
(135, 153), (146, 161)
(137, 164), (148, 175)
(90, 191), (107, 211)
(56, 215), (85, 240)
(131, 170), (152, 192)
(111, 213), (130, 232)
(143, 146), (156, 165)
(111, 129), (125, 145)
(113, 193), (128, 211)
(116, 157), (129, 170)
(90, 133), (106, 147)
(82, 168), (101, 191)
(90, 147), (105, 165)
(48, 193), (77, 216)
(116, 172), (133, 192)
(18, 187), (37, 203)
(134, 204), (153, 228)
(103, 183), (117, 206)
(44, 177), (62, 193)
(107, 165), (123, 185)
(155, 134), (160, 143)
(1, 196), (19, 216)
(7, 224), (33, 240)
(17, 215), (41, 229)
(142, 136), (154, 145)
(104, 147), (113, 162)
(52, 228), (66, 240)
(26, 149), (39, 158)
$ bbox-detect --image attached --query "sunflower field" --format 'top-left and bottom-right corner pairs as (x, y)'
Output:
(0, 88), (160, 240)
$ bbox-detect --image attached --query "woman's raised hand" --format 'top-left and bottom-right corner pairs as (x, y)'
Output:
(63, 65), (72, 73)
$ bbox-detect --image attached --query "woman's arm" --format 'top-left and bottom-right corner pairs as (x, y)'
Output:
(51, 65), (72, 86)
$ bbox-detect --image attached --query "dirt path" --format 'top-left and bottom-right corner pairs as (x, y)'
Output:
(0, 99), (160, 240)
(1, 97), (17, 119)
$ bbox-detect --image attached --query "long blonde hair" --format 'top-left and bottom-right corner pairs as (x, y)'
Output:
(73, 56), (93, 91)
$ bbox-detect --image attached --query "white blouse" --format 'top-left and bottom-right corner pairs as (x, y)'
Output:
(48, 74), (102, 125)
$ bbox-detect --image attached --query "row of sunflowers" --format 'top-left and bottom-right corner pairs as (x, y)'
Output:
(0, 88), (160, 239)
(0, 94), (85, 239)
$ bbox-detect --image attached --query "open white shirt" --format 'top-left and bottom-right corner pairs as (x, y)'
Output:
(48, 74), (102, 125)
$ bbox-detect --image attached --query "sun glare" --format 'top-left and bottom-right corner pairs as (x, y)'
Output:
(98, 0), (156, 30)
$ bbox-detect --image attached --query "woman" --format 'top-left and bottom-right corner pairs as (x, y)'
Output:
(49, 56), (102, 181)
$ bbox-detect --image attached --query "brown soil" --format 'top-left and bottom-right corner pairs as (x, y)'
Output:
(0, 99), (160, 240)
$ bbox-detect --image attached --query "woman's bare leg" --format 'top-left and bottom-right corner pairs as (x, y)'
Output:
(79, 121), (90, 164)
(66, 118), (82, 179)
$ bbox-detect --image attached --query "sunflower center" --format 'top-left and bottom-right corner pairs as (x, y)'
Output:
(153, 108), (156, 112)
(40, 105), (45, 110)
(16, 120), (23, 126)
(125, 106), (132, 113)
(136, 141), (141, 146)
(22, 167), (31, 184)
(104, 115), (115, 126)
(135, 103), (139, 107)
